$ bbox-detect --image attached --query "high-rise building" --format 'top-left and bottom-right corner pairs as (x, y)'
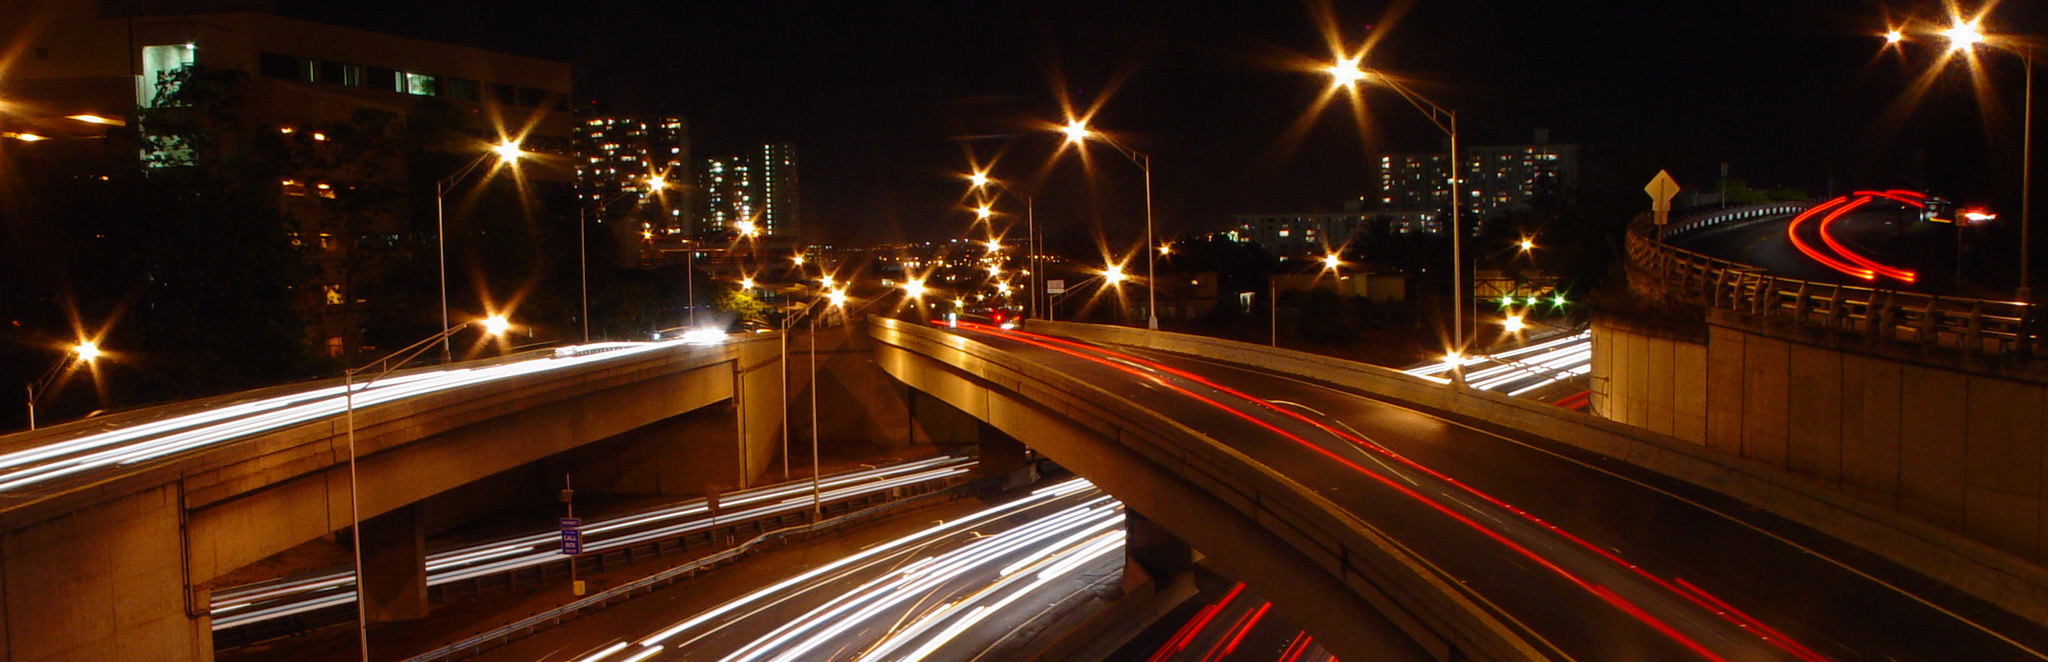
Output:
(1373, 131), (1579, 227)
(697, 143), (799, 238)
(575, 115), (689, 266)
(0, 2), (574, 356)
(1230, 209), (1443, 255)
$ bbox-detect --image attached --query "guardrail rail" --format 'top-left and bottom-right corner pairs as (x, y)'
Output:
(1628, 204), (2040, 358)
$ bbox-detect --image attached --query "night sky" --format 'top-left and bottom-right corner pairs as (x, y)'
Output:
(279, 0), (2042, 244)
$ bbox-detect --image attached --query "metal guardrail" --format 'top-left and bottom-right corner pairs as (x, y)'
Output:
(1629, 205), (2041, 358)
(399, 479), (989, 662)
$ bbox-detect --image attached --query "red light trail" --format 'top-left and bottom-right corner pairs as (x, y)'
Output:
(946, 322), (1832, 660)
(1786, 192), (1920, 284)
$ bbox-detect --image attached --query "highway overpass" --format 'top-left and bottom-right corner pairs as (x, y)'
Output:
(0, 336), (784, 661)
(871, 316), (2048, 661)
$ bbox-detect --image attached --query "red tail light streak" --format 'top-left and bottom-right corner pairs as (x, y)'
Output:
(948, 321), (1829, 661)
(1788, 193), (1919, 284)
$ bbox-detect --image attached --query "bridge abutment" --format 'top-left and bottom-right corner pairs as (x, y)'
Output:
(0, 484), (209, 661)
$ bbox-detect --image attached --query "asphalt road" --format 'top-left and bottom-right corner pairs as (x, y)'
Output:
(943, 323), (2048, 662)
(1669, 202), (1964, 293)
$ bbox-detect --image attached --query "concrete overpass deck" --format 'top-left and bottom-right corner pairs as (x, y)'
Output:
(873, 317), (2048, 661)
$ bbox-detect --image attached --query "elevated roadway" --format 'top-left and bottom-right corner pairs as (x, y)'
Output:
(871, 316), (2048, 661)
(0, 335), (783, 661)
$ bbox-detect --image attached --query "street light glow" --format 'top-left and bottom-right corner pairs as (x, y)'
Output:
(67, 114), (123, 126)
(1502, 314), (1526, 333)
(903, 279), (926, 298)
(10, 133), (46, 142)
(1060, 121), (1090, 144)
(969, 171), (990, 188)
(1942, 20), (1984, 52)
(1327, 58), (1368, 88)
(1884, 29), (1905, 44)
(1159, 244), (1173, 256)
(646, 174), (667, 189)
(986, 239), (1002, 252)
(740, 277), (756, 290)
(792, 255), (806, 266)
(975, 205), (992, 220)
(827, 289), (848, 307)
(73, 341), (101, 362)
(492, 140), (524, 161)
(1322, 254), (1341, 270)
(482, 315), (511, 336)
(736, 220), (759, 237)
(1519, 238), (1536, 251)
(1103, 265), (1126, 284)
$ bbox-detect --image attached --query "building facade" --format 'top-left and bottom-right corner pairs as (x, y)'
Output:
(697, 143), (799, 238)
(575, 115), (690, 266)
(1230, 209), (1442, 255)
(1, 2), (574, 356)
(1373, 131), (1579, 226)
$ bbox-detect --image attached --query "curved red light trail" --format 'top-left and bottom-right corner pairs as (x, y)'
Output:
(947, 322), (1832, 660)
(1786, 192), (1921, 284)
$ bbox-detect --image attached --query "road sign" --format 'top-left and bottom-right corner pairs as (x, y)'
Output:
(559, 517), (582, 555)
(1645, 170), (1680, 226)
(1047, 279), (1066, 295)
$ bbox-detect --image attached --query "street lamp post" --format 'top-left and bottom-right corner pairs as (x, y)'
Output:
(1896, 19), (2036, 300)
(1327, 61), (1464, 378)
(967, 172), (1039, 320)
(24, 341), (100, 430)
(341, 315), (508, 662)
(1061, 122), (1158, 330)
(434, 141), (522, 360)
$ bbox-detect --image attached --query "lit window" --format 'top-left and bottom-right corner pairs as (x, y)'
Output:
(402, 72), (437, 96)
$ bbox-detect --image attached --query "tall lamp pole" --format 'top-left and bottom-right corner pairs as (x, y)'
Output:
(24, 341), (101, 430)
(1060, 122), (1159, 329)
(341, 315), (508, 662)
(434, 141), (523, 361)
(1327, 62), (1463, 375)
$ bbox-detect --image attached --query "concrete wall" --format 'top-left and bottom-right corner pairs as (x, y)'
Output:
(1595, 315), (2048, 567)
(1591, 318), (1706, 443)
(0, 484), (208, 662)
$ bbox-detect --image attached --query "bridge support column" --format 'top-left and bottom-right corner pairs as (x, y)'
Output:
(1122, 508), (1193, 593)
(0, 484), (208, 661)
(975, 424), (1038, 489)
(358, 504), (428, 622)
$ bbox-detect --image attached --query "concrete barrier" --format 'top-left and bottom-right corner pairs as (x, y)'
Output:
(870, 317), (1547, 662)
(1026, 319), (2048, 625)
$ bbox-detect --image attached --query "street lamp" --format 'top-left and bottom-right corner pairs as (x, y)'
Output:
(967, 170), (1041, 320)
(578, 174), (668, 344)
(341, 316), (508, 662)
(1326, 57), (1465, 376)
(810, 287), (849, 519)
(434, 140), (522, 360)
(24, 341), (100, 430)
(1890, 15), (2035, 300)
(1059, 120), (1159, 330)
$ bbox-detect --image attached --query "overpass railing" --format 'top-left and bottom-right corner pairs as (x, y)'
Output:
(1629, 207), (2040, 358)
(1659, 201), (1809, 237)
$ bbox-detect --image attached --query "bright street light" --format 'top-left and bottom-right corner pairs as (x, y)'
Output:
(1942, 20), (1985, 52)
(1060, 121), (1090, 144)
(1326, 58), (1368, 88)
(828, 289), (848, 307)
(1322, 254), (1342, 270)
(903, 279), (926, 299)
(1885, 29), (1905, 45)
(740, 277), (756, 290)
(736, 220), (759, 237)
(986, 239), (1002, 252)
(975, 205), (993, 220)
(1519, 238), (1536, 251)
(969, 171), (990, 188)
(792, 254), (806, 266)
(1103, 265), (1127, 285)
(482, 315), (511, 336)
(492, 140), (523, 161)
(73, 341), (102, 362)
(1158, 244), (1173, 256)
(1502, 314), (1526, 333)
